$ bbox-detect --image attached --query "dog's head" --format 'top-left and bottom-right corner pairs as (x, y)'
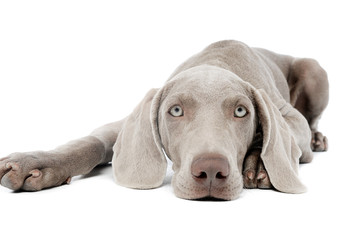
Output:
(113, 65), (306, 200)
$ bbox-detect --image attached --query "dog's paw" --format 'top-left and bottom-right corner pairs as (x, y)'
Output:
(311, 131), (328, 152)
(242, 150), (272, 189)
(0, 152), (71, 191)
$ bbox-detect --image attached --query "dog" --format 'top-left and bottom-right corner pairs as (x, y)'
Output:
(0, 40), (328, 200)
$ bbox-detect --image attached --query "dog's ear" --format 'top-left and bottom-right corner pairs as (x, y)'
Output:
(112, 89), (167, 189)
(252, 89), (306, 193)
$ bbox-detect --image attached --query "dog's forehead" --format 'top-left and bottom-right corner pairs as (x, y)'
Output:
(167, 65), (249, 99)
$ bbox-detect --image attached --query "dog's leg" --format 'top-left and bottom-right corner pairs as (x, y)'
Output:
(243, 150), (273, 189)
(243, 133), (272, 189)
(0, 120), (123, 191)
(288, 58), (329, 152)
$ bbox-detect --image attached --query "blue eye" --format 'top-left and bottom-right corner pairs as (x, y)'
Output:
(169, 105), (184, 117)
(234, 106), (247, 118)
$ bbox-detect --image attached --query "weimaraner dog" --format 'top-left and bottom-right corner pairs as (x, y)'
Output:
(0, 40), (328, 200)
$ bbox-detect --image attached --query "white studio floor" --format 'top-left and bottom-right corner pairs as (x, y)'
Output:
(0, 1), (359, 240)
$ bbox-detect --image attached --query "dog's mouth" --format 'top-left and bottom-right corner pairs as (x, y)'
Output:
(176, 181), (240, 201)
(192, 196), (228, 202)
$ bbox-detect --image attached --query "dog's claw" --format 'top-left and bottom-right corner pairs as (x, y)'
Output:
(6, 162), (19, 171)
(246, 171), (255, 180)
(29, 169), (41, 178)
(256, 171), (266, 180)
(65, 177), (72, 184)
(257, 174), (272, 189)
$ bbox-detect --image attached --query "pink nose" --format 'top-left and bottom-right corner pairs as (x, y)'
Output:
(191, 154), (230, 187)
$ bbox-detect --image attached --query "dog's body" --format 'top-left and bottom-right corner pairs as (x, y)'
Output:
(0, 40), (328, 200)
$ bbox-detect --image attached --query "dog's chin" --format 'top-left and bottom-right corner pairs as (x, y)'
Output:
(194, 191), (240, 201)
(172, 181), (241, 201)
(180, 191), (239, 201)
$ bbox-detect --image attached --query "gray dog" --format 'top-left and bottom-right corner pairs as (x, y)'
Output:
(0, 40), (328, 200)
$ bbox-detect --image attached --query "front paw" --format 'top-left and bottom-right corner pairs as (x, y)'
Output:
(242, 150), (272, 189)
(0, 152), (71, 191)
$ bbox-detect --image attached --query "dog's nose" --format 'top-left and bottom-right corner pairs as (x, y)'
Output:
(191, 154), (229, 187)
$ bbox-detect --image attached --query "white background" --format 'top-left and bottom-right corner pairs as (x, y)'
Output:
(0, 1), (359, 239)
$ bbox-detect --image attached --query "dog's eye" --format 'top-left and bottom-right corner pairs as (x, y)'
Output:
(234, 106), (247, 118)
(169, 105), (184, 117)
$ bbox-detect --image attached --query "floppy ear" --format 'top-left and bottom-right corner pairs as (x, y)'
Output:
(253, 89), (306, 193)
(112, 89), (167, 189)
